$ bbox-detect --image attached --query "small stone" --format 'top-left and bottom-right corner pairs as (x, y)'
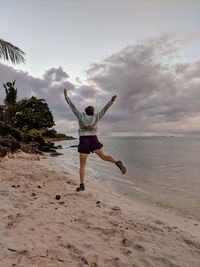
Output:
(58, 201), (65, 205)
(96, 201), (101, 204)
(31, 193), (36, 196)
(112, 206), (121, 211)
(55, 195), (61, 200)
(11, 185), (16, 188)
(37, 185), (42, 188)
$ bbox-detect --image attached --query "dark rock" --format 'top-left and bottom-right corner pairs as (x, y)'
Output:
(0, 138), (21, 152)
(50, 151), (64, 157)
(37, 185), (42, 188)
(55, 195), (61, 200)
(55, 145), (63, 149)
(49, 148), (57, 153)
(0, 122), (62, 157)
(20, 144), (43, 154)
(0, 145), (9, 158)
(0, 122), (23, 141)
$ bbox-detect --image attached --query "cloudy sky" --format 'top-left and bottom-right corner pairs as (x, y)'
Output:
(1, 0), (200, 136)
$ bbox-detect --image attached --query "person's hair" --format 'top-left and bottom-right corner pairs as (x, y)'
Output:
(85, 106), (94, 115)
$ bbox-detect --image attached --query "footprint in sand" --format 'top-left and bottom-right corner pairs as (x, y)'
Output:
(133, 243), (146, 252)
(121, 238), (133, 247)
(61, 242), (98, 266)
(6, 213), (24, 229)
(14, 203), (29, 209)
(151, 256), (178, 266)
(120, 247), (133, 256)
(0, 190), (9, 196)
(61, 242), (84, 255)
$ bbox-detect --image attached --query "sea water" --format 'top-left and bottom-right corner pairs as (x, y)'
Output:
(55, 136), (200, 220)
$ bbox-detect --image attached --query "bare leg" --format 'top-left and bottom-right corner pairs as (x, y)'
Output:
(93, 148), (116, 164)
(79, 153), (88, 184)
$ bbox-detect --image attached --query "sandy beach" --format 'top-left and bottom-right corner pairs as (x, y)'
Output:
(0, 152), (200, 267)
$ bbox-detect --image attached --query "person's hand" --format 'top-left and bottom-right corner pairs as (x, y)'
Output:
(111, 95), (117, 102)
(64, 89), (67, 97)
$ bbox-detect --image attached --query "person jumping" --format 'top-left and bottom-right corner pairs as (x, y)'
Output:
(64, 88), (126, 192)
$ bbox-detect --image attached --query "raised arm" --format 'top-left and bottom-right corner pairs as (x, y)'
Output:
(96, 95), (117, 121)
(64, 89), (81, 119)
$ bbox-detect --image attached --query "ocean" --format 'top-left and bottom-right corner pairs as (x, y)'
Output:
(55, 136), (200, 221)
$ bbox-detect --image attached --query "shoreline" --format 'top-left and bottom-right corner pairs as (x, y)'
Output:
(0, 152), (200, 266)
(43, 137), (77, 142)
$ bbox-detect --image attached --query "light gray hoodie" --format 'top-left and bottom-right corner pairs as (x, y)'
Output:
(65, 95), (113, 136)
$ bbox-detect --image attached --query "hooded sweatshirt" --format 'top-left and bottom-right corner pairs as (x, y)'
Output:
(65, 95), (113, 136)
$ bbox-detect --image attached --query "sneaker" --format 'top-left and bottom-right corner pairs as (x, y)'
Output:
(76, 183), (85, 192)
(116, 161), (126, 174)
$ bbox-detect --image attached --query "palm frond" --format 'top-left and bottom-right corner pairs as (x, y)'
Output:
(0, 39), (25, 64)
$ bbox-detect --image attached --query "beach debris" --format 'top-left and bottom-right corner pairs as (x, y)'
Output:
(55, 195), (61, 200)
(96, 201), (101, 208)
(11, 184), (20, 188)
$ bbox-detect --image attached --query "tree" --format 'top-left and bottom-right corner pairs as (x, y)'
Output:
(16, 96), (55, 131)
(0, 39), (25, 64)
(3, 81), (18, 127)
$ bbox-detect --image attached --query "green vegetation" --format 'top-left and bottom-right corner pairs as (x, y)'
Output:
(0, 38), (25, 64)
(16, 96), (55, 131)
(2, 81), (30, 127)
(0, 81), (75, 140)
(25, 128), (75, 141)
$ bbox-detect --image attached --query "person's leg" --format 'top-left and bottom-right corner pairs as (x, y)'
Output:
(94, 148), (126, 174)
(93, 148), (116, 164)
(79, 152), (88, 184)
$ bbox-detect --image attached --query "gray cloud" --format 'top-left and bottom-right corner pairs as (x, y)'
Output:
(86, 34), (200, 135)
(1, 34), (200, 136)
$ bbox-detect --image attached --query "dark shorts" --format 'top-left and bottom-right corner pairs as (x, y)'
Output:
(78, 136), (103, 154)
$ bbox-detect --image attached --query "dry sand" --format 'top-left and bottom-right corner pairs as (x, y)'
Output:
(0, 151), (200, 267)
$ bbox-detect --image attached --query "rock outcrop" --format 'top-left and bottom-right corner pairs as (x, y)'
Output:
(0, 122), (63, 159)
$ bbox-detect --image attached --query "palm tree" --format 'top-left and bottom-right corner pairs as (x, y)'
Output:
(0, 39), (25, 64)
